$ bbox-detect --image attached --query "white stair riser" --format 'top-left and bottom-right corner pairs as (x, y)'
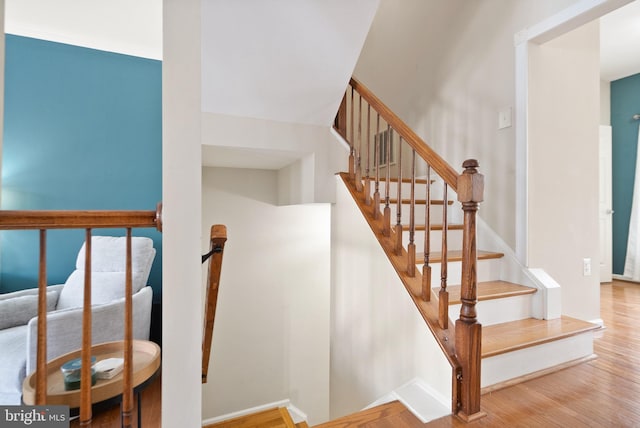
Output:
(450, 294), (534, 327)
(403, 229), (464, 253)
(481, 331), (594, 388)
(423, 258), (502, 286)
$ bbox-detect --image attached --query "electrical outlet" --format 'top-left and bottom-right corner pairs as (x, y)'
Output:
(583, 258), (591, 276)
(498, 107), (512, 129)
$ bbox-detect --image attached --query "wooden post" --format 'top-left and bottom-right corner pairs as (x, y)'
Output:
(334, 93), (347, 140)
(365, 104), (372, 205)
(455, 159), (485, 422)
(439, 183), (449, 330)
(122, 229), (134, 428)
(422, 166), (432, 301)
(355, 95), (364, 192)
(349, 88), (355, 178)
(373, 113), (381, 219)
(80, 229), (93, 426)
(36, 230), (47, 404)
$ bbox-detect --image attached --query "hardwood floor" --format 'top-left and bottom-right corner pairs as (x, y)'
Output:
(83, 281), (640, 427)
(425, 280), (640, 427)
(69, 375), (161, 427)
(203, 407), (296, 428)
(314, 401), (425, 428)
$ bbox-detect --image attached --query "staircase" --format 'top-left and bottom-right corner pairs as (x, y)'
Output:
(369, 179), (598, 391)
(331, 77), (599, 422)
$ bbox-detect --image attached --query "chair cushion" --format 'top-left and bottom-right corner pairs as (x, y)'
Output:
(0, 290), (59, 330)
(0, 324), (28, 405)
(56, 236), (155, 310)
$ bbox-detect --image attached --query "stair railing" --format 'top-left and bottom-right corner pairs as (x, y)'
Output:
(201, 224), (228, 383)
(334, 77), (485, 421)
(0, 205), (163, 428)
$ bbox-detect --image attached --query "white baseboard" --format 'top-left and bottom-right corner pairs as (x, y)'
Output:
(364, 378), (450, 424)
(612, 274), (640, 283)
(202, 399), (307, 426)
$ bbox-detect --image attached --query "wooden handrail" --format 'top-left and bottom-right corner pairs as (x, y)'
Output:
(0, 205), (162, 230)
(0, 204), (163, 428)
(202, 224), (228, 383)
(350, 77), (459, 190)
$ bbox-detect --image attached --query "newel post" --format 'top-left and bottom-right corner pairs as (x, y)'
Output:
(455, 159), (486, 422)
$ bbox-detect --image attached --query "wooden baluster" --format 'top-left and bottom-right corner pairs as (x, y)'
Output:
(364, 104), (372, 205)
(349, 86), (355, 178)
(455, 159), (484, 422)
(383, 126), (392, 237)
(373, 113), (381, 219)
(334, 93), (347, 139)
(355, 94), (363, 191)
(35, 229), (47, 404)
(407, 150), (416, 276)
(122, 229), (134, 428)
(422, 166), (432, 301)
(394, 136), (403, 255)
(439, 183), (449, 330)
(80, 229), (92, 427)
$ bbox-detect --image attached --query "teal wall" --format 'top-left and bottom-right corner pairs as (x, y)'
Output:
(611, 73), (640, 275)
(1, 35), (162, 300)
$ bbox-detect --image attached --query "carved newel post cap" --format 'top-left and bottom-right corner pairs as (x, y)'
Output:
(462, 159), (479, 170)
(458, 159), (484, 203)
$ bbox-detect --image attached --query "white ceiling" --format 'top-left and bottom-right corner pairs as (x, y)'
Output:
(4, 0), (162, 60)
(200, 0), (378, 126)
(600, 0), (640, 81)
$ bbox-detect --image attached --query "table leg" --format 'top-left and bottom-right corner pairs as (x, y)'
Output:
(137, 390), (142, 428)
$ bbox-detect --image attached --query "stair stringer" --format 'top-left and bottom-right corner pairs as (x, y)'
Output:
(331, 177), (452, 421)
(476, 216), (561, 320)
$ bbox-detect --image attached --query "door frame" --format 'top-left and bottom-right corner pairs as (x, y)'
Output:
(513, 0), (633, 265)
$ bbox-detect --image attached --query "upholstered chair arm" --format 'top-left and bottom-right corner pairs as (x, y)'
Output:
(25, 286), (153, 375)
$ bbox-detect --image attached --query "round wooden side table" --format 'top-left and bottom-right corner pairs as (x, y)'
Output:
(22, 340), (160, 426)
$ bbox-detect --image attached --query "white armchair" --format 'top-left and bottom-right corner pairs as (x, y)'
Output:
(0, 236), (156, 404)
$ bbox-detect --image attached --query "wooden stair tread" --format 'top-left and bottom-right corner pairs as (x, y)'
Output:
(402, 223), (463, 231)
(204, 407), (296, 428)
(446, 281), (536, 305)
(416, 250), (504, 263)
(482, 316), (600, 358)
(295, 422), (309, 428)
(313, 401), (423, 427)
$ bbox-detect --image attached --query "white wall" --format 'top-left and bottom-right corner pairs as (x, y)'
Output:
(201, 113), (347, 204)
(162, 0), (202, 427)
(354, 0), (581, 250)
(600, 79), (611, 125)
(0, 0), (5, 199)
(277, 154), (315, 205)
(201, 167), (331, 425)
(331, 177), (451, 419)
(528, 21), (601, 321)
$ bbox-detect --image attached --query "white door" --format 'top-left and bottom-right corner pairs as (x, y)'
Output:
(599, 125), (613, 283)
